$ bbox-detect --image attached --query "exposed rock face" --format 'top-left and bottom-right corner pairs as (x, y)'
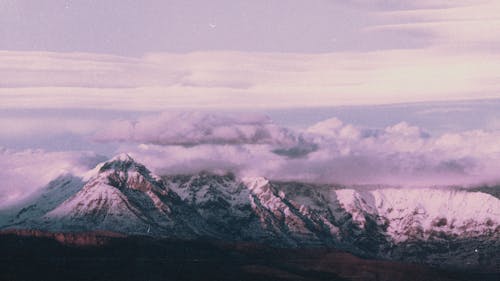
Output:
(2, 154), (499, 270)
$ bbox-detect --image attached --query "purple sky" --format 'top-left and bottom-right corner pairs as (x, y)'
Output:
(1, 0), (499, 137)
(0, 0), (433, 55)
(1, 0), (500, 147)
(1, 0), (499, 110)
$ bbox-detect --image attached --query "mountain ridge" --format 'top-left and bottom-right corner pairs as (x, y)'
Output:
(1, 154), (498, 270)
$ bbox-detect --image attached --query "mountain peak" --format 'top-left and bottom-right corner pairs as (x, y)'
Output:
(242, 177), (269, 192)
(98, 153), (139, 173)
(111, 153), (134, 162)
(85, 153), (166, 194)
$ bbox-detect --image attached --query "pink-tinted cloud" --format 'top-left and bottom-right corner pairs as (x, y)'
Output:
(0, 149), (103, 207)
(94, 111), (303, 147)
(103, 112), (500, 187)
(3, 112), (500, 209)
(370, 0), (500, 49)
(1, 49), (500, 110)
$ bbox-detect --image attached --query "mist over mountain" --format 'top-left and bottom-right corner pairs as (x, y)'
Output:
(3, 111), (500, 209)
(1, 154), (498, 274)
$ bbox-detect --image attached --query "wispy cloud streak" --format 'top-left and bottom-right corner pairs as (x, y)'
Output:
(1, 49), (499, 110)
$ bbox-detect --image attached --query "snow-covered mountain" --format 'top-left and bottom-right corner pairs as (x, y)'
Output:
(4, 154), (213, 238)
(1, 154), (498, 269)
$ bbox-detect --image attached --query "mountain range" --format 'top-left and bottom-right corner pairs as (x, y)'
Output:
(1, 153), (498, 271)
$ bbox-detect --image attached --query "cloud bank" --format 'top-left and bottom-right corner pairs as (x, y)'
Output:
(94, 112), (302, 147)
(93, 112), (500, 187)
(3, 111), (500, 208)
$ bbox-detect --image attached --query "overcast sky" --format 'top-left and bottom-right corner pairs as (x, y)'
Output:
(1, 0), (498, 54)
(0, 0), (440, 54)
(1, 0), (499, 109)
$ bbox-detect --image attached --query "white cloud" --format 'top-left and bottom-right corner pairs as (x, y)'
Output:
(302, 120), (500, 185)
(94, 111), (305, 148)
(124, 144), (281, 177)
(3, 111), (500, 207)
(0, 149), (103, 207)
(101, 112), (500, 187)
